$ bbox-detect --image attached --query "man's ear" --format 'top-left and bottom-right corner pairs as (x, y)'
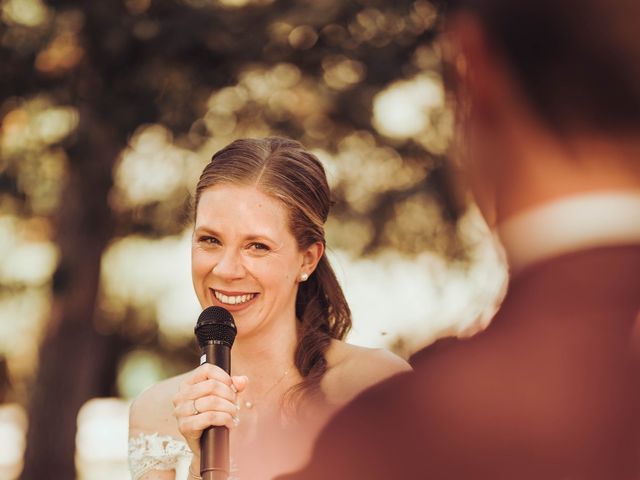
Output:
(446, 12), (516, 125)
(445, 11), (532, 228)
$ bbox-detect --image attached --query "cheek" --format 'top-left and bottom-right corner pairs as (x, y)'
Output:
(246, 257), (280, 283)
(191, 250), (209, 306)
(245, 256), (296, 289)
(191, 249), (213, 279)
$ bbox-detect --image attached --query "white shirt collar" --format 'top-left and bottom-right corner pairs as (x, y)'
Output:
(497, 191), (640, 274)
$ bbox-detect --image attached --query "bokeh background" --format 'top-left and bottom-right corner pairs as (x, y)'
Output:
(0, 0), (507, 478)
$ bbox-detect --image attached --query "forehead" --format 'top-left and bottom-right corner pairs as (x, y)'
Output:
(195, 184), (290, 235)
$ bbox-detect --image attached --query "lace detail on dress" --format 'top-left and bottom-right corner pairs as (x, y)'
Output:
(128, 433), (240, 480)
(128, 433), (193, 479)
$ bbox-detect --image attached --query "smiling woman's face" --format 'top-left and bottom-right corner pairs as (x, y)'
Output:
(192, 183), (311, 339)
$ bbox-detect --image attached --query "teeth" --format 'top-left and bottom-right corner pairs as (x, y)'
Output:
(213, 291), (256, 306)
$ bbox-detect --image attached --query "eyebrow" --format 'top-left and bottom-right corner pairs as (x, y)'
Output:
(193, 225), (279, 244)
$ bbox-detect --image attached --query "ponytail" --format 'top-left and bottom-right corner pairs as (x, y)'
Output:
(288, 254), (351, 409)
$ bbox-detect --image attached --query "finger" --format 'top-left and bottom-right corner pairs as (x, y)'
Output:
(184, 379), (237, 404)
(185, 364), (233, 386)
(173, 391), (239, 422)
(188, 395), (239, 417)
(231, 375), (249, 393)
(178, 410), (238, 433)
(173, 393), (237, 419)
(173, 367), (235, 407)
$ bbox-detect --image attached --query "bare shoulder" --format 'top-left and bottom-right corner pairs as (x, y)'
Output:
(323, 340), (412, 406)
(129, 372), (189, 438)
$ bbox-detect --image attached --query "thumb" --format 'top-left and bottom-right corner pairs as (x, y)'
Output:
(231, 375), (249, 392)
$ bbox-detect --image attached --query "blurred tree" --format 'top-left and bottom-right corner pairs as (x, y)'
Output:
(0, 0), (462, 477)
(0, 356), (10, 402)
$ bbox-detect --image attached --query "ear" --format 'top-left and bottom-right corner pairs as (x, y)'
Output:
(446, 12), (517, 126)
(300, 241), (324, 276)
(445, 12), (527, 227)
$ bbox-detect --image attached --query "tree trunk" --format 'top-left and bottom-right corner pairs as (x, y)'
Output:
(22, 112), (120, 479)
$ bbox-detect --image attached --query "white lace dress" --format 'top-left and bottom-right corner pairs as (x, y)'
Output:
(128, 433), (239, 480)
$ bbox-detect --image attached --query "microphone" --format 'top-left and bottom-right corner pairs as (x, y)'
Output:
(195, 306), (237, 480)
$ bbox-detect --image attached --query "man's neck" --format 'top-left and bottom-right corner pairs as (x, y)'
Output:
(494, 131), (640, 224)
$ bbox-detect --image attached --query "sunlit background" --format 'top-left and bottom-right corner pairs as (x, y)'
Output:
(0, 0), (507, 477)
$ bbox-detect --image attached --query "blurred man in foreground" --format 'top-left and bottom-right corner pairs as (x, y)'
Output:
(278, 0), (640, 478)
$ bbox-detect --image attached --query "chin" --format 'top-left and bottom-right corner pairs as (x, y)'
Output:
(233, 324), (259, 341)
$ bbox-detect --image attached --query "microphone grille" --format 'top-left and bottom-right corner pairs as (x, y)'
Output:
(195, 306), (237, 348)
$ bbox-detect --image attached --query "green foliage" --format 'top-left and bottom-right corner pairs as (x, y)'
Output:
(1, 0), (463, 252)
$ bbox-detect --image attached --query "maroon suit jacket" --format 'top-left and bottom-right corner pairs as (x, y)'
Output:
(279, 245), (640, 479)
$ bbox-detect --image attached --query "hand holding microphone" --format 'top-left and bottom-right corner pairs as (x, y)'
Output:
(173, 306), (247, 480)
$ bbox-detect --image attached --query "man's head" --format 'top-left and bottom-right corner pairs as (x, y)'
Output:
(445, 0), (640, 135)
(442, 0), (640, 223)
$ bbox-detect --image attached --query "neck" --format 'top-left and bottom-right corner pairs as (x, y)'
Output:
(231, 316), (298, 387)
(493, 127), (640, 224)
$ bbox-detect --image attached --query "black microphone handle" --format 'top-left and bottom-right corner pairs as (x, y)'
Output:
(201, 341), (231, 480)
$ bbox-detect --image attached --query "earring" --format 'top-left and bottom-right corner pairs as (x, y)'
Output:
(300, 272), (309, 282)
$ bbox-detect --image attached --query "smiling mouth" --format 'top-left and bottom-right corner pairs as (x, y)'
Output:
(211, 289), (258, 306)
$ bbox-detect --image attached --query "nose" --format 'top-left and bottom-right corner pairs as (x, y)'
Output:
(211, 247), (245, 280)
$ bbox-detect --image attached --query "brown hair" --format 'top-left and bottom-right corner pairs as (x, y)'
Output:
(441, 0), (640, 135)
(194, 137), (351, 406)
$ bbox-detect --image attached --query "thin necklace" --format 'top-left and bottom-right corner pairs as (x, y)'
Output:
(243, 369), (290, 409)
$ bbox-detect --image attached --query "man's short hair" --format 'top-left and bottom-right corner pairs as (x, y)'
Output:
(442, 0), (640, 135)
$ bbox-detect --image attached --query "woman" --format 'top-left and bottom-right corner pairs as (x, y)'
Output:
(128, 137), (411, 479)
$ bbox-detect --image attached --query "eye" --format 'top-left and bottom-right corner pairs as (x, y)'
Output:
(197, 235), (221, 246)
(248, 242), (270, 252)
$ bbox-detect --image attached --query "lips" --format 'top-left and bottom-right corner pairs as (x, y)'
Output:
(209, 289), (258, 309)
